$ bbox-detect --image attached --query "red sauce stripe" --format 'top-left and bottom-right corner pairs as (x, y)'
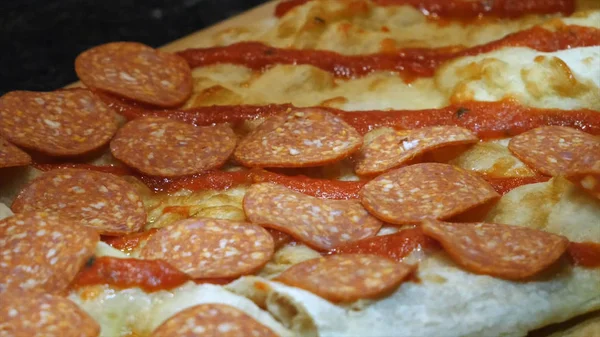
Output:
(567, 242), (600, 268)
(275, 0), (575, 19)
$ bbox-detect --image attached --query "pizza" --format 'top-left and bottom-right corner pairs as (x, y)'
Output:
(0, 0), (599, 336)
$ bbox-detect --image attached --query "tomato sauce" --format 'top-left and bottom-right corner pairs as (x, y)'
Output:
(568, 242), (600, 268)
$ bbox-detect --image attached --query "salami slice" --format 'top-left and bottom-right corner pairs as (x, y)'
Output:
(360, 163), (499, 225)
(12, 169), (146, 235)
(234, 108), (362, 168)
(421, 219), (569, 280)
(355, 126), (478, 176)
(140, 218), (274, 279)
(276, 254), (414, 302)
(508, 126), (600, 176)
(75, 42), (192, 107)
(1, 292), (100, 337)
(0, 137), (31, 168)
(243, 183), (382, 250)
(111, 116), (236, 177)
(0, 212), (98, 294)
(0, 90), (118, 156)
(149, 303), (278, 337)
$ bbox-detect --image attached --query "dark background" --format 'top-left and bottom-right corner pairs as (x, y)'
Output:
(0, 0), (270, 95)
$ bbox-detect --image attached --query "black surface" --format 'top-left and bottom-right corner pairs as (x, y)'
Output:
(0, 0), (269, 95)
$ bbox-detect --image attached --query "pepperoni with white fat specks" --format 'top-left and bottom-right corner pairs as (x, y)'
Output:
(360, 163), (499, 225)
(508, 126), (600, 176)
(149, 303), (278, 337)
(12, 169), (146, 235)
(111, 117), (236, 177)
(0, 90), (118, 157)
(75, 42), (192, 107)
(276, 254), (414, 303)
(567, 162), (600, 200)
(140, 218), (274, 279)
(422, 219), (569, 280)
(0, 137), (31, 168)
(355, 126), (478, 176)
(1, 292), (100, 337)
(243, 183), (382, 250)
(0, 212), (98, 294)
(234, 108), (362, 168)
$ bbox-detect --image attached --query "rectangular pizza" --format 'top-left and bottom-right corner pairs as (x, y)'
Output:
(0, 1), (599, 336)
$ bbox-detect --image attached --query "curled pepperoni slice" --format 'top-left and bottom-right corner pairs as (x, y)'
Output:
(0, 212), (98, 294)
(243, 183), (382, 250)
(422, 219), (569, 280)
(1, 292), (100, 337)
(150, 303), (278, 337)
(12, 169), (146, 235)
(140, 218), (274, 279)
(0, 137), (31, 168)
(360, 163), (499, 225)
(0, 90), (118, 157)
(276, 254), (414, 303)
(75, 42), (192, 107)
(355, 126), (477, 176)
(234, 108), (362, 168)
(508, 126), (600, 176)
(111, 117), (236, 177)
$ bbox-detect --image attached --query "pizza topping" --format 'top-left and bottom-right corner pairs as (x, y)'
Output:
(111, 116), (236, 177)
(234, 108), (362, 168)
(33, 162), (133, 176)
(12, 169), (146, 235)
(276, 254), (414, 302)
(355, 126), (478, 176)
(361, 163), (500, 225)
(1, 292), (100, 337)
(567, 242), (600, 268)
(75, 42), (192, 107)
(0, 212), (98, 294)
(139, 170), (253, 193)
(0, 90), (118, 156)
(102, 228), (159, 252)
(0, 137), (31, 168)
(149, 303), (279, 337)
(140, 218), (274, 279)
(567, 170), (600, 200)
(421, 219), (569, 280)
(508, 126), (600, 176)
(484, 176), (551, 195)
(243, 183), (382, 250)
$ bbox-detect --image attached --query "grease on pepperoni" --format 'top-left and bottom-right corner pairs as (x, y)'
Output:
(355, 126), (478, 176)
(508, 126), (600, 177)
(111, 116), (236, 177)
(75, 42), (192, 107)
(0, 137), (31, 168)
(149, 303), (278, 337)
(1, 292), (100, 337)
(276, 254), (414, 303)
(243, 183), (382, 251)
(422, 219), (569, 280)
(0, 212), (98, 294)
(360, 163), (499, 225)
(140, 218), (274, 279)
(12, 169), (146, 235)
(234, 108), (362, 168)
(0, 90), (118, 156)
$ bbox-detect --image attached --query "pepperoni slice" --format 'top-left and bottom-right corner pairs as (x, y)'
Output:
(75, 42), (192, 107)
(276, 254), (414, 302)
(234, 108), (362, 168)
(0, 137), (31, 168)
(0, 90), (118, 156)
(12, 169), (146, 235)
(355, 126), (478, 176)
(1, 292), (100, 337)
(0, 212), (98, 294)
(360, 163), (499, 225)
(508, 126), (600, 176)
(422, 219), (569, 280)
(140, 218), (274, 279)
(149, 303), (278, 337)
(111, 117), (236, 177)
(243, 183), (382, 250)
(568, 168), (600, 200)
